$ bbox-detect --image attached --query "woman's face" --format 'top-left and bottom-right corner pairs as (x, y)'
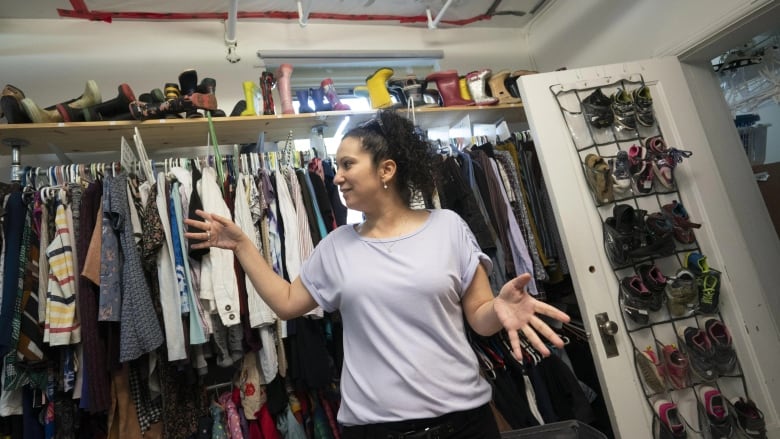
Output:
(334, 136), (383, 211)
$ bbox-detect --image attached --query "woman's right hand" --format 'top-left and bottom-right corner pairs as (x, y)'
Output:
(184, 209), (246, 251)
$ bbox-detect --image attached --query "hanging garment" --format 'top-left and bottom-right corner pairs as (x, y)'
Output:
(109, 173), (164, 362)
(1, 190), (25, 356)
(99, 179), (122, 322)
(198, 166), (241, 327)
(154, 172), (187, 361)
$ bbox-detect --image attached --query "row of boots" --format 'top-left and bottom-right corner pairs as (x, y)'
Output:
(362, 67), (535, 109)
(233, 63), (351, 117)
(1, 69), (222, 124)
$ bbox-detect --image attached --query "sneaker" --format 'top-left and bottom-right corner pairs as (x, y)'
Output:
(679, 327), (717, 381)
(581, 87), (614, 129)
(627, 144), (645, 174)
(611, 150), (632, 193)
(620, 275), (655, 320)
(704, 319), (737, 375)
(645, 135), (668, 155)
(636, 347), (666, 394)
(698, 386), (735, 438)
(662, 200), (701, 245)
(584, 153), (614, 204)
(652, 154), (677, 190)
(654, 399), (688, 438)
(731, 398), (767, 438)
(641, 212), (677, 258)
(633, 85), (655, 127)
(611, 88), (636, 130)
(637, 264), (666, 311)
(633, 161), (655, 194)
(697, 271), (721, 314)
(666, 268), (698, 316)
(661, 344), (690, 389)
(685, 251), (710, 277)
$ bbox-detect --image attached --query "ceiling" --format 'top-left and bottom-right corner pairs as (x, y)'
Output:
(0, 0), (546, 28)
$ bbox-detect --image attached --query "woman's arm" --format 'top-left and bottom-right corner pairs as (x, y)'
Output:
(462, 264), (570, 361)
(185, 209), (318, 320)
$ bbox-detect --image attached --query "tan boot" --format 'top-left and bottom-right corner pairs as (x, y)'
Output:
(488, 70), (522, 104)
(21, 98), (62, 123)
(276, 63), (295, 114)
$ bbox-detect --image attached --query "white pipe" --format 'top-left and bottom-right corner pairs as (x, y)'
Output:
(427, 0), (455, 29)
(298, 0), (310, 27)
(225, 0), (238, 43)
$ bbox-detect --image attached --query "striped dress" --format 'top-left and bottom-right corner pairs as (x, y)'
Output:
(44, 198), (81, 345)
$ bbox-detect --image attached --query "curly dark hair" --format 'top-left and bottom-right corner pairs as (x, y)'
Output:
(342, 109), (437, 205)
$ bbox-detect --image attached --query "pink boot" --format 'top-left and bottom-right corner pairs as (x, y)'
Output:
(275, 63), (295, 115)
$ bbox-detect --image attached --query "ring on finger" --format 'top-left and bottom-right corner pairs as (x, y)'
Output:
(207, 231), (211, 241)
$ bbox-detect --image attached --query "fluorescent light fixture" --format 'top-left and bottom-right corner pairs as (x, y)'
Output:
(334, 116), (351, 140)
(257, 50), (444, 67)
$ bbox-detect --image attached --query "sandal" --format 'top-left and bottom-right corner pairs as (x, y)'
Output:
(584, 153), (614, 204)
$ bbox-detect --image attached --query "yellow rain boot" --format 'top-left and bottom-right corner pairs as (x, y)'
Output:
(365, 67), (394, 109)
(353, 85), (371, 107)
(240, 81), (260, 116)
(459, 75), (473, 101)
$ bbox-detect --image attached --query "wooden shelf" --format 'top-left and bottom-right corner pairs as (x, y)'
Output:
(0, 104), (525, 155)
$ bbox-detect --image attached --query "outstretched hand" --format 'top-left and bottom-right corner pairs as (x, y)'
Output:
(493, 273), (571, 362)
(183, 209), (246, 251)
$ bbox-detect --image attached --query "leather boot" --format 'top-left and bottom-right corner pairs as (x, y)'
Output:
(466, 69), (499, 106)
(400, 75), (428, 108)
(58, 83), (135, 122)
(296, 89), (314, 113)
(260, 72), (276, 115)
(179, 69), (201, 118)
(365, 67), (394, 109)
(425, 70), (473, 107)
(1, 84), (25, 119)
(310, 87), (332, 112)
(1, 95), (31, 124)
(275, 64), (295, 115)
(240, 81), (259, 116)
(488, 70), (522, 104)
(22, 80), (102, 123)
(508, 70), (537, 99)
(129, 94), (215, 120)
(321, 78), (350, 111)
(387, 78), (407, 107)
(459, 75), (473, 101)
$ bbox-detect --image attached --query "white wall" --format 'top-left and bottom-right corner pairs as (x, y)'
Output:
(0, 18), (530, 113)
(527, 0), (776, 71)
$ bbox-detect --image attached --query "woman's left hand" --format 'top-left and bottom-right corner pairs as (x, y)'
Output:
(493, 273), (571, 361)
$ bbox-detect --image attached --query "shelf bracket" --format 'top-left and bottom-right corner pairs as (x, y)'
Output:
(2, 138), (28, 183)
(426, 0), (455, 29)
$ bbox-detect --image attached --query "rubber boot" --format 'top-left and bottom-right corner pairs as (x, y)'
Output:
(425, 70), (473, 107)
(164, 83), (181, 101)
(240, 81), (259, 116)
(507, 70), (536, 99)
(296, 89), (314, 113)
(58, 83), (135, 122)
(22, 80), (102, 123)
(260, 72), (276, 115)
(321, 78), (350, 111)
(365, 67), (394, 109)
(466, 69), (499, 106)
(488, 70), (522, 104)
(400, 76), (429, 108)
(178, 69), (202, 118)
(387, 78), (407, 107)
(459, 75), (473, 101)
(275, 64), (295, 115)
(353, 86), (370, 106)
(310, 87), (332, 112)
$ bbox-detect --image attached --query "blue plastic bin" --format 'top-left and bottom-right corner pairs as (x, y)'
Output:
(501, 420), (607, 438)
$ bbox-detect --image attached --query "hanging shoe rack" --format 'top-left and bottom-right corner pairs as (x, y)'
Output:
(551, 75), (753, 437)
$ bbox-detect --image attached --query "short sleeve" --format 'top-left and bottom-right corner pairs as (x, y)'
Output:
(450, 210), (493, 295)
(299, 230), (342, 312)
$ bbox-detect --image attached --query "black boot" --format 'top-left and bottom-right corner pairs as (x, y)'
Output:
(260, 72), (276, 115)
(58, 83), (135, 122)
(387, 79), (407, 107)
(1, 95), (31, 124)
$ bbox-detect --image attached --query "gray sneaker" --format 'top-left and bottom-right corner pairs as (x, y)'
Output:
(666, 268), (697, 317)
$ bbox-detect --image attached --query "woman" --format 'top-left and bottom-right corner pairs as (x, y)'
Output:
(185, 109), (570, 438)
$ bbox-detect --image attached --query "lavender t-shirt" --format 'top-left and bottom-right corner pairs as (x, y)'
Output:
(300, 208), (493, 425)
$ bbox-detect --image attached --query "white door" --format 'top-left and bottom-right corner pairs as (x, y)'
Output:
(517, 57), (780, 438)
